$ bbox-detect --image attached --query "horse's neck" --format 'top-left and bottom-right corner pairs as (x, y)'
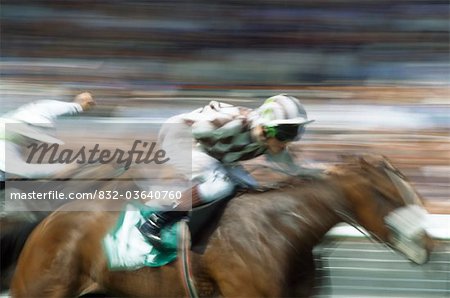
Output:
(226, 180), (346, 263)
(202, 179), (349, 294)
(275, 181), (346, 251)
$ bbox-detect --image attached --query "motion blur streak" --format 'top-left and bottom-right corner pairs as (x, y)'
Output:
(1, 1), (448, 297)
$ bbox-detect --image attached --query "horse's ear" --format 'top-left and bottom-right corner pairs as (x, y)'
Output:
(359, 154), (387, 170)
(380, 155), (395, 169)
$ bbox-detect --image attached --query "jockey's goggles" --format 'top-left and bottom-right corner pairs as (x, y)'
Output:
(264, 123), (305, 142)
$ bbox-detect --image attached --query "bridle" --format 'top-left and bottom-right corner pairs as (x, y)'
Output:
(381, 164), (429, 263)
(336, 158), (429, 264)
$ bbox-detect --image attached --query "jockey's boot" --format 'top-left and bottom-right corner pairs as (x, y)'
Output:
(139, 186), (202, 249)
(139, 211), (187, 249)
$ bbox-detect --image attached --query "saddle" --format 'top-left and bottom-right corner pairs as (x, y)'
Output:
(188, 191), (233, 253)
(189, 164), (265, 252)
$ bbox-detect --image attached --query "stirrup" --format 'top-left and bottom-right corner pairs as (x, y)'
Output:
(138, 220), (165, 250)
(145, 234), (165, 251)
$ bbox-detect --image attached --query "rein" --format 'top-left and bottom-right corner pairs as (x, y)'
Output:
(178, 219), (199, 298)
(335, 210), (391, 248)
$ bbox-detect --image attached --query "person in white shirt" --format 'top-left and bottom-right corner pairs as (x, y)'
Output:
(139, 94), (322, 248)
(0, 92), (95, 182)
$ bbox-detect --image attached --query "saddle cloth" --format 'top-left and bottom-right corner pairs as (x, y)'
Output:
(103, 202), (179, 270)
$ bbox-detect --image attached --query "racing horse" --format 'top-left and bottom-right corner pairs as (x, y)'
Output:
(0, 162), (133, 290)
(10, 154), (433, 297)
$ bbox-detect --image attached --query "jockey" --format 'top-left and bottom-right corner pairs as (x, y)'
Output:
(139, 94), (321, 248)
(0, 92), (95, 184)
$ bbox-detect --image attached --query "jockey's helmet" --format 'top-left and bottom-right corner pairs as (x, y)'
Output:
(255, 94), (314, 142)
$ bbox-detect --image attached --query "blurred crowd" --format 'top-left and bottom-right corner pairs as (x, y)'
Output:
(1, 0), (448, 88)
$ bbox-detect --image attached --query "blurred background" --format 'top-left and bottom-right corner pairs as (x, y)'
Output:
(1, 0), (449, 297)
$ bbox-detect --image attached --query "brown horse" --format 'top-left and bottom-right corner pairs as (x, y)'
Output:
(10, 154), (433, 297)
(1, 163), (134, 290)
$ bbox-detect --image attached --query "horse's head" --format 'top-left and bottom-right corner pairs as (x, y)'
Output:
(335, 154), (433, 265)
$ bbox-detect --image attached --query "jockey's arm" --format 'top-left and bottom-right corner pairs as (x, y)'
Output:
(31, 100), (83, 122)
(6, 100), (83, 127)
(43, 100), (83, 119)
(264, 149), (323, 178)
